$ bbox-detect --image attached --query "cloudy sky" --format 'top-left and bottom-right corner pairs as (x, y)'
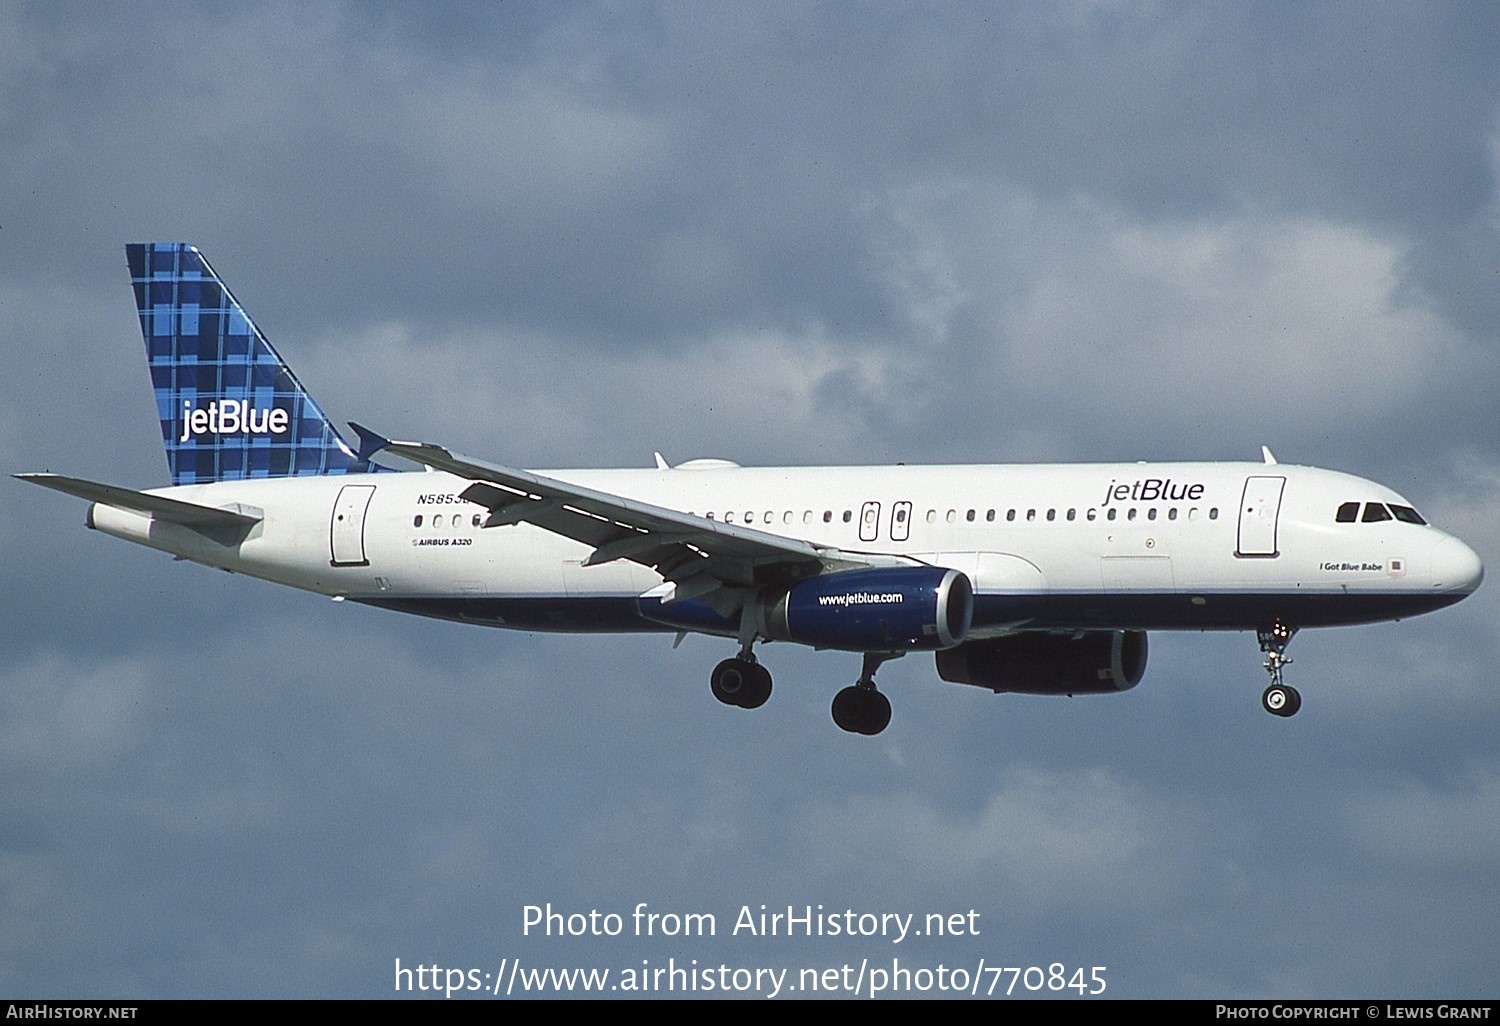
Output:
(4, 1), (1499, 999)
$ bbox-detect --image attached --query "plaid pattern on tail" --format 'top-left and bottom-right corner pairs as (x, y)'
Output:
(126, 243), (372, 485)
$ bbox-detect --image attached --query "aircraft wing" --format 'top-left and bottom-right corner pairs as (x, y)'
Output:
(352, 425), (841, 611)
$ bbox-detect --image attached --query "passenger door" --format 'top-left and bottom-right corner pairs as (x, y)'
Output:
(330, 484), (376, 567)
(1236, 476), (1285, 557)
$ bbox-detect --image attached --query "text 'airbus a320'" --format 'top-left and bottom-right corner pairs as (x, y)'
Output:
(19, 244), (1484, 734)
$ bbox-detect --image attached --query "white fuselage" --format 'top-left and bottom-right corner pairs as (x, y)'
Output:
(86, 460), (1482, 637)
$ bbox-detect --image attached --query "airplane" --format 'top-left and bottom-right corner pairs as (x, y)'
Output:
(17, 243), (1485, 735)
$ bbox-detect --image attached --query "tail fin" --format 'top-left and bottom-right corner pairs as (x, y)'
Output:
(126, 243), (371, 485)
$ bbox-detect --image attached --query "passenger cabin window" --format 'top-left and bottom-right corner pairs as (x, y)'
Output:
(1336, 502), (1359, 523)
(1362, 503), (1393, 523)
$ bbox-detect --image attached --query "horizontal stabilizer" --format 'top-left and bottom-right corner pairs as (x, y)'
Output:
(16, 473), (261, 543)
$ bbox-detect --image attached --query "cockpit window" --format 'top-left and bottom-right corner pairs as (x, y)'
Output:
(1338, 500), (1425, 525)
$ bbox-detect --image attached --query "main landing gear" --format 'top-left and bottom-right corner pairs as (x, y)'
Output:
(711, 610), (774, 710)
(707, 646), (900, 735)
(1257, 618), (1301, 717)
(830, 652), (901, 736)
(710, 653), (773, 709)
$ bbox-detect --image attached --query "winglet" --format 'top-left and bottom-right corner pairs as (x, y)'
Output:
(654, 451), (671, 470)
(348, 422), (390, 464)
(1261, 445), (1278, 465)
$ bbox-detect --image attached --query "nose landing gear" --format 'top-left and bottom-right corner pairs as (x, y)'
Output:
(1258, 619), (1301, 717)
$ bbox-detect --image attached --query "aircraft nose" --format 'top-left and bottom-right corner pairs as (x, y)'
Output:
(1431, 535), (1484, 594)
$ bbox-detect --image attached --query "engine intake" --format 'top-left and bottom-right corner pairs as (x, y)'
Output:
(936, 630), (1148, 695)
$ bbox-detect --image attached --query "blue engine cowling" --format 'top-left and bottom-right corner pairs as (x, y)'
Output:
(935, 631), (1148, 695)
(765, 566), (973, 652)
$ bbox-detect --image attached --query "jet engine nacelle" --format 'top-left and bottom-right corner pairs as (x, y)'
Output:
(935, 630), (1148, 695)
(764, 566), (973, 653)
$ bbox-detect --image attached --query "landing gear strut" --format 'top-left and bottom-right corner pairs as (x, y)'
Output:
(831, 652), (901, 735)
(1257, 619), (1301, 717)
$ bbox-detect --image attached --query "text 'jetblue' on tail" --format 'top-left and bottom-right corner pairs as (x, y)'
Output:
(126, 243), (368, 485)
